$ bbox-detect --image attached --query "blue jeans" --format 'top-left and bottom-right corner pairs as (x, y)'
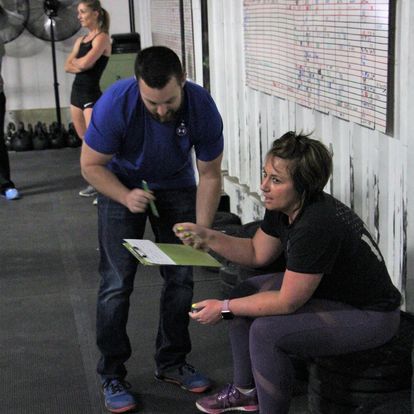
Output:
(96, 186), (196, 380)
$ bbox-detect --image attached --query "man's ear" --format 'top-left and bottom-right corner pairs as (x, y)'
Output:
(181, 72), (187, 87)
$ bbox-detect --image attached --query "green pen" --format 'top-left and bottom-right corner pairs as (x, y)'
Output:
(142, 180), (159, 217)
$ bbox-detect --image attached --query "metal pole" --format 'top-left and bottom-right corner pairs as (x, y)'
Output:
(200, 0), (210, 91)
(179, 0), (186, 70)
(49, 17), (62, 128)
(129, 0), (136, 32)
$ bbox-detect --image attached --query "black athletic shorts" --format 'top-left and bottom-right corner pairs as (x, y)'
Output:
(70, 86), (102, 110)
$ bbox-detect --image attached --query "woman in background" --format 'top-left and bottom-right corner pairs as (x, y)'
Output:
(65, 0), (111, 199)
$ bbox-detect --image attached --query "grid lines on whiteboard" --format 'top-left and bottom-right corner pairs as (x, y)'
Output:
(150, 0), (195, 81)
(244, 0), (389, 132)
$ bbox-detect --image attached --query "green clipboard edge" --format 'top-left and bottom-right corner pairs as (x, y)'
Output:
(123, 242), (222, 267)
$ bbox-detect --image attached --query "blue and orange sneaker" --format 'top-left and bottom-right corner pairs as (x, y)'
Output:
(102, 379), (137, 413)
(155, 363), (211, 393)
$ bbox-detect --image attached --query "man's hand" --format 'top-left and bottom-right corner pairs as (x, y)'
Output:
(125, 188), (156, 214)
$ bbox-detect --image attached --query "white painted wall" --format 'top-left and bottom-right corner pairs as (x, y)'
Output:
(2, 0), (137, 115)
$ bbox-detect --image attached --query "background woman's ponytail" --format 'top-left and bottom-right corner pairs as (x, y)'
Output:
(99, 7), (110, 33)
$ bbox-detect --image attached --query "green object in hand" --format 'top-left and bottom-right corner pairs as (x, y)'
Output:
(142, 180), (159, 217)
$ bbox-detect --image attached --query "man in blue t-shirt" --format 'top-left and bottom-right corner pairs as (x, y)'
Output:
(81, 46), (223, 413)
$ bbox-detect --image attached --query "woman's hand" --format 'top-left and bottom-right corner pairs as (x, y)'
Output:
(189, 299), (223, 325)
(173, 222), (209, 250)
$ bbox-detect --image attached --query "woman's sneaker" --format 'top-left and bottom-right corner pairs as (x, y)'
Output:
(102, 379), (137, 413)
(79, 185), (97, 197)
(196, 383), (258, 413)
(155, 363), (211, 393)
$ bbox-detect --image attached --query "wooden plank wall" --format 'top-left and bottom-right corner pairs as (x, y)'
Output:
(207, 0), (414, 309)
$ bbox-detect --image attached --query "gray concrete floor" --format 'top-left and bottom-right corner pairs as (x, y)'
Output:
(1, 147), (309, 413)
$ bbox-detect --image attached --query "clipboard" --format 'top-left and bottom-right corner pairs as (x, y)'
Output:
(123, 239), (222, 267)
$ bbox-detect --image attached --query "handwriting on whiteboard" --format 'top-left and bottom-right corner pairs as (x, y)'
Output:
(244, 0), (389, 132)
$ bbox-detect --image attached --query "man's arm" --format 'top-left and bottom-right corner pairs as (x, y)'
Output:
(80, 142), (154, 213)
(195, 153), (223, 227)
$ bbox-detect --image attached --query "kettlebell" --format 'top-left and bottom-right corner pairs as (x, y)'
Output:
(49, 122), (66, 149)
(5, 122), (15, 151)
(66, 122), (82, 148)
(32, 121), (49, 150)
(13, 121), (33, 151)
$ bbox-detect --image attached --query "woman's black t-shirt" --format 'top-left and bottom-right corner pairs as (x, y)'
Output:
(261, 193), (401, 311)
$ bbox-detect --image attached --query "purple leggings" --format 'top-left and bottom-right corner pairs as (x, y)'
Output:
(228, 273), (400, 414)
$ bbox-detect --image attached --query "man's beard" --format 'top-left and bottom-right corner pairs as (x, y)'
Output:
(151, 109), (179, 123)
(150, 87), (184, 123)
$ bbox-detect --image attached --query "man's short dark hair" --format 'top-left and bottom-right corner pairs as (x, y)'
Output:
(134, 46), (184, 89)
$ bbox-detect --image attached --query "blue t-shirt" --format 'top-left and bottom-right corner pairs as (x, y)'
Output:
(85, 77), (224, 190)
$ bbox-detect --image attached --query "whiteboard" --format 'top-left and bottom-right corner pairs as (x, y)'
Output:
(244, 0), (390, 132)
(150, 0), (196, 81)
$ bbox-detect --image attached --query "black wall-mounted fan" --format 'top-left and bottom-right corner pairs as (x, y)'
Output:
(25, 0), (81, 127)
(0, 0), (29, 44)
(25, 0), (80, 42)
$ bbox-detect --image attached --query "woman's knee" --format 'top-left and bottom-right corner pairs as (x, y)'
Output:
(249, 316), (293, 354)
(70, 105), (86, 138)
(249, 318), (275, 352)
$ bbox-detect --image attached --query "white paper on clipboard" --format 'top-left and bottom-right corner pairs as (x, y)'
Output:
(124, 239), (175, 265)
